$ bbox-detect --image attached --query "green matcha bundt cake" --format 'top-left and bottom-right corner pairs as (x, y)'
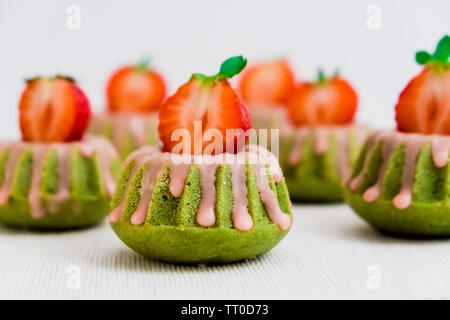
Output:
(345, 35), (450, 236)
(109, 145), (292, 263)
(280, 125), (368, 201)
(0, 136), (120, 229)
(280, 70), (364, 202)
(89, 112), (159, 160)
(1, 75), (121, 229)
(109, 56), (292, 264)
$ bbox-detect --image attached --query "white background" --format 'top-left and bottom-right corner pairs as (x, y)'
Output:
(1, 0), (449, 140)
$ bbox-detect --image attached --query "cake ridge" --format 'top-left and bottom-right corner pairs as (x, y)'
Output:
(109, 145), (291, 231)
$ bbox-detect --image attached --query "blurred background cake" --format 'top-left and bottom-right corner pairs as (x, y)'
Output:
(279, 70), (368, 201)
(0, 76), (120, 229)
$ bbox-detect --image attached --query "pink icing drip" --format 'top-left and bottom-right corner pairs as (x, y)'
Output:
(0, 144), (26, 205)
(28, 145), (48, 218)
(314, 128), (329, 154)
(109, 203), (125, 223)
(195, 163), (219, 227)
(47, 146), (71, 214)
(253, 163), (291, 230)
(130, 162), (162, 225)
(351, 131), (450, 209)
(288, 131), (308, 166)
(77, 143), (95, 158)
(168, 163), (190, 198)
(336, 130), (351, 186)
(393, 189), (412, 210)
(230, 161), (252, 231)
(431, 139), (450, 168)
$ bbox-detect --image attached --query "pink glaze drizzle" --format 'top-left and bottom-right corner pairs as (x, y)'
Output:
(0, 144), (26, 205)
(109, 146), (291, 230)
(0, 136), (118, 219)
(350, 130), (450, 209)
(287, 126), (369, 185)
(196, 163), (219, 227)
(28, 145), (47, 218)
(230, 161), (252, 230)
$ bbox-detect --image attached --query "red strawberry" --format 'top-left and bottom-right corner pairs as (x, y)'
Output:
(159, 56), (251, 154)
(286, 71), (357, 126)
(19, 76), (91, 142)
(107, 59), (166, 113)
(239, 60), (295, 105)
(396, 35), (450, 134)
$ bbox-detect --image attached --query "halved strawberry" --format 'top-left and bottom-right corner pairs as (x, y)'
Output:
(19, 76), (91, 142)
(158, 56), (251, 154)
(107, 59), (166, 113)
(239, 59), (295, 106)
(286, 71), (357, 126)
(396, 35), (450, 134)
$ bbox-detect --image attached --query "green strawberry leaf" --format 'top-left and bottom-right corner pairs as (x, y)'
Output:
(317, 69), (326, 84)
(218, 56), (247, 78)
(433, 35), (450, 62)
(136, 58), (150, 71)
(416, 51), (432, 65)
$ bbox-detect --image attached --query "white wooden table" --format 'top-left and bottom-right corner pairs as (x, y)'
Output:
(0, 204), (449, 299)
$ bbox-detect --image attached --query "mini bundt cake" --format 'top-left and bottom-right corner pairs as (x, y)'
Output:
(0, 136), (120, 229)
(88, 59), (166, 159)
(1, 75), (121, 229)
(109, 145), (292, 263)
(89, 112), (159, 159)
(109, 56), (293, 264)
(345, 35), (450, 236)
(279, 125), (369, 201)
(280, 70), (365, 201)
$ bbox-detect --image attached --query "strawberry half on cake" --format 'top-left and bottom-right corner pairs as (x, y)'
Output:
(109, 56), (293, 264)
(0, 76), (120, 229)
(345, 35), (450, 237)
(238, 59), (295, 132)
(88, 59), (167, 159)
(279, 70), (369, 202)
